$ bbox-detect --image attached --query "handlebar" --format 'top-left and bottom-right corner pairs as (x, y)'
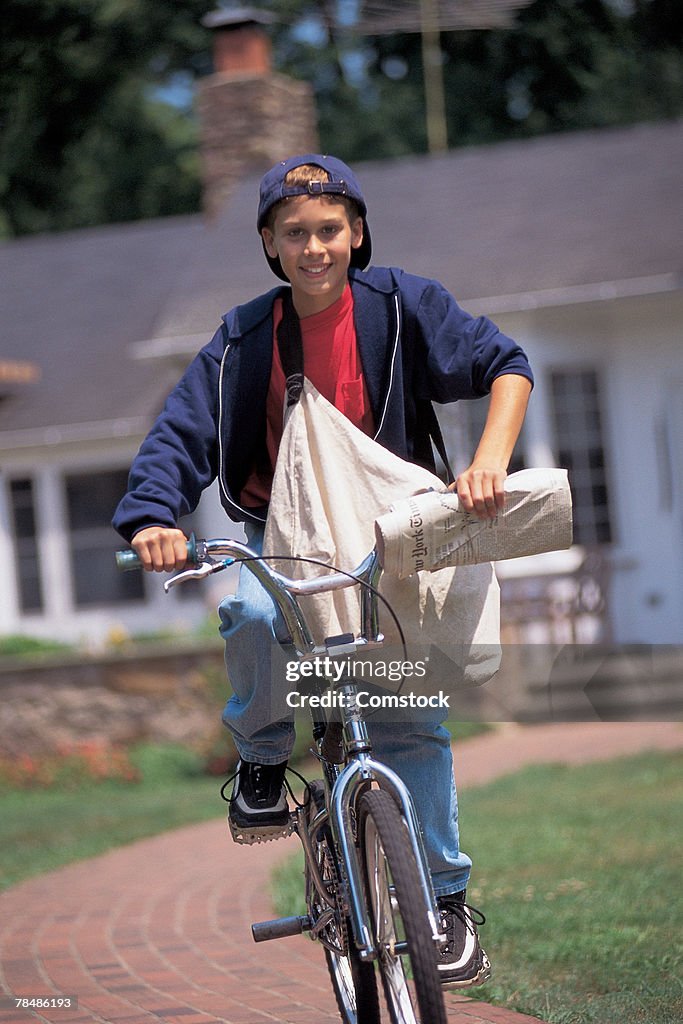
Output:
(114, 535), (385, 659)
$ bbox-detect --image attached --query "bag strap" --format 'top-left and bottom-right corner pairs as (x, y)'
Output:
(277, 288), (455, 484)
(276, 290), (304, 407)
(425, 402), (456, 485)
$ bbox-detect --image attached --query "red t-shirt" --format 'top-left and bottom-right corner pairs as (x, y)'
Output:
(241, 284), (375, 508)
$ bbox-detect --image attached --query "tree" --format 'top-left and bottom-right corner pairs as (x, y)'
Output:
(1, 0), (682, 237)
(302, 0), (683, 155)
(0, 0), (210, 236)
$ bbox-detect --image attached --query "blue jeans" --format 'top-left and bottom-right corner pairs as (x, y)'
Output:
(220, 524), (472, 896)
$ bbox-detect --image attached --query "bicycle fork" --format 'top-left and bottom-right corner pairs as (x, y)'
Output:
(251, 684), (443, 962)
(326, 685), (443, 961)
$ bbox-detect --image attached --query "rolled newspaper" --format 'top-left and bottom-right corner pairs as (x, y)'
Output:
(374, 468), (573, 578)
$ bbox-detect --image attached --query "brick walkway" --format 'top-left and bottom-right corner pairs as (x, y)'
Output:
(1, 722), (680, 1024)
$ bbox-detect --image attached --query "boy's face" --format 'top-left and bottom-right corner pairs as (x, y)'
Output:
(261, 196), (363, 317)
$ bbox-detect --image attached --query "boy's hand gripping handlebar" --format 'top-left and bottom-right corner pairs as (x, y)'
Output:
(115, 532), (204, 574)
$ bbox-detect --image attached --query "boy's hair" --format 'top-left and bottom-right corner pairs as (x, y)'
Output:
(263, 164), (360, 232)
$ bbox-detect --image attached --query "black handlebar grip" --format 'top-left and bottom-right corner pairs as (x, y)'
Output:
(115, 532), (199, 571)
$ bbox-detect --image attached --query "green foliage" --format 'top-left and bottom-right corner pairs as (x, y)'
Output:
(0, 741), (223, 889)
(0, 741), (141, 790)
(272, 844), (306, 917)
(58, 89), (201, 231)
(0, 634), (74, 657)
(0, 0), (209, 235)
(128, 741), (205, 783)
(2, 0), (682, 235)
(488, 0), (683, 138)
(458, 751), (683, 1022)
(332, 0), (683, 156)
(444, 719), (492, 742)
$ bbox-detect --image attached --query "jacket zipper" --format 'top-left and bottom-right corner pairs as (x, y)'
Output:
(373, 292), (401, 441)
(217, 342), (267, 524)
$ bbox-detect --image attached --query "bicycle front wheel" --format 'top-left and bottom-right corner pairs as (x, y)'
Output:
(359, 788), (447, 1024)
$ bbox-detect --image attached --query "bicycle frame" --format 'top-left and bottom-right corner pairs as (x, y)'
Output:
(327, 738), (444, 957)
(137, 537), (444, 960)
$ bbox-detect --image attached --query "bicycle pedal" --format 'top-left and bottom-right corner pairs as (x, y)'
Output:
(252, 915), (313, 942)
(228, 815), (295, 846)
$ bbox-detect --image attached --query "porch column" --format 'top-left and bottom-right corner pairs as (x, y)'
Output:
(34, 464), (74, 630)
(0, 477), (20, 632)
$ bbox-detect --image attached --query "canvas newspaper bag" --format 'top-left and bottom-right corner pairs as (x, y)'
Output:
(263, 380), (572, 695)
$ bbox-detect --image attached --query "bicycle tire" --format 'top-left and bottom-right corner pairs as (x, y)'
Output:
(306, 781), (380, 1024)
(358, 788), (447, 1024)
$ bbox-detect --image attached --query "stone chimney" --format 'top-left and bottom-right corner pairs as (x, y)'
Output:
(197, 7), (320, 218)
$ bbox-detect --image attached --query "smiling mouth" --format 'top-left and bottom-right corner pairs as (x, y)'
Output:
(301, 264), (330, 276)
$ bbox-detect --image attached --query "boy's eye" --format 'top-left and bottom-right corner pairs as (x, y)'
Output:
(283, 222), (342, 239)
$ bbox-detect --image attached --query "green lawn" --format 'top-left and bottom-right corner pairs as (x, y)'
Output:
(274, 749), (683, 1024)
(0, 722), (486, 892)
(0, 745), (225, 890)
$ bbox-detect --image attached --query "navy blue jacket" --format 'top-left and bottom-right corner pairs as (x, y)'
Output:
(113, 266), (533, 542)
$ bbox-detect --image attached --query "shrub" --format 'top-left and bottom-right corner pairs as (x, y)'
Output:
(0, 741), (141, 790)
(0, 634), (74, 658)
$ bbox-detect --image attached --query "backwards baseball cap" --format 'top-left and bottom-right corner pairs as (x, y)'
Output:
(257, 154), (372, 281)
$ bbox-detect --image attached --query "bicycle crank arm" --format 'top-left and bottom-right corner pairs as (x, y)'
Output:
(251, 915), (313, 943)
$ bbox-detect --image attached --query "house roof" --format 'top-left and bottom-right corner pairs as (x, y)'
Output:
(0, 216), (208, 444)
(1, 119), (681, 444)
(364, 119), (683, 309)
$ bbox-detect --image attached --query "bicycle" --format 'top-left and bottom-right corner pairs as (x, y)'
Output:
(117, 533), (450, 1024)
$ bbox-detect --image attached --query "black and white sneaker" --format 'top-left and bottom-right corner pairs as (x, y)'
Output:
(436, 890), (491, 988)
(228, 760), (292, 845)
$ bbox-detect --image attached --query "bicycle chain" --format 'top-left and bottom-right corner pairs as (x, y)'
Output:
(306, 786), (350, 958)
(318, 842), (350, 957)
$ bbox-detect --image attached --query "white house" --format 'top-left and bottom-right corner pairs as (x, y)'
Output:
(1, 117), (681, 649)
(1, 9), (681, 650)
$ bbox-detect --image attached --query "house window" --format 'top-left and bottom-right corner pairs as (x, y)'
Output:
(65, 470), (144, 606)
(8, 478), (43, 612)
(549, 369), (613, 545)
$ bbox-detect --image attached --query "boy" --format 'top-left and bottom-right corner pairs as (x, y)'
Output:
(113, 154), (533, 988)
